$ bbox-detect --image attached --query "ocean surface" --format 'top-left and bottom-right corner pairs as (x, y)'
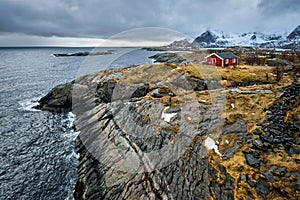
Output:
(0, 47), (158, 200)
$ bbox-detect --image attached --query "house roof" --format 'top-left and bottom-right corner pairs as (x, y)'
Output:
(216, 52), (238, 59)
(205, 52), (238, 60)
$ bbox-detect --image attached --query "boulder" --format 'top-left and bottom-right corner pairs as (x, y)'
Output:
(256, 179), (270, 199)
(223, 119), (247, 135)
(151, 85), (175, 98)
(130, 83), (150, 98)
(266, 58), (292, 66)
(288, 145), (300, 156)
(33, 81), (74, 112)
(244, 153), (260, 168)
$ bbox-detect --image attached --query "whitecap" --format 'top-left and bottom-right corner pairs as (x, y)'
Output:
(18, 97), (41, 112)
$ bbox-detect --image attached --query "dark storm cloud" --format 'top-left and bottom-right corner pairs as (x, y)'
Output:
(0, 0), (172, 37)
(256, 0), (300, 33)
(258, 0), (300, 16)
(0, 0), (299, 41)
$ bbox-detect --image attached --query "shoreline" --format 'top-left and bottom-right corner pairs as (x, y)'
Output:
(34, 52), (300, 199)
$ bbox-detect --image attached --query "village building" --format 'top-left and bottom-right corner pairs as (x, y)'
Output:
(205, 52), (239, 67)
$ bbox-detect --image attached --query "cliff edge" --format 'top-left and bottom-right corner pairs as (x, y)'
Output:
(36, 59), (300, 199)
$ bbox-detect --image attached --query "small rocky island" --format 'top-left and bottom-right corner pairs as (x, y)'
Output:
(53, 50), (115, 57)
(35, 52), (300, 199)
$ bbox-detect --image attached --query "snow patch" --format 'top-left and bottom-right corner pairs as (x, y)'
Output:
(161, 112), (177, 122)
(231, 103), (235, 109)
(204, 137), (222, 157)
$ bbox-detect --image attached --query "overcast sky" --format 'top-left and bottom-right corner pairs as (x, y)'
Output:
(0, 0), (299, 46)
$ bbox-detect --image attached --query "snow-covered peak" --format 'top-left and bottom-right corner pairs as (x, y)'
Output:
(192, 25), (300, 48)
(193, 29), (286, 48)
(287, 25), (300, 41)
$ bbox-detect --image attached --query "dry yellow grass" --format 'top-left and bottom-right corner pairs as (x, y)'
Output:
(176, 64), (222, 80)
(121, 63), (179, 85)
(218, 64), (275, 83)
(225, 92), (276, 133)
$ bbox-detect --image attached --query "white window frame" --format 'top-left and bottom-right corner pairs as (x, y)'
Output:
(225, 59), (229, 64)
(232, 58), (236, 63)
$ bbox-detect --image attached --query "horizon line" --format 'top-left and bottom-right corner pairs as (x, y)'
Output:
(0, 46), (149, 48)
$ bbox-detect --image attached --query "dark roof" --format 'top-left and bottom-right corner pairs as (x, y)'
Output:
(215, 52), (238, 59)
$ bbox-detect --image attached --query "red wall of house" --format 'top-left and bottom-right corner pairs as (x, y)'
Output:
(225, 58), (238, 66)
(206, 55), (223, 66)
(206, 55), (238, 67)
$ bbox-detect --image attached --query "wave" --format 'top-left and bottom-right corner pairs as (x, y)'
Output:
(18, 97), (41, 112)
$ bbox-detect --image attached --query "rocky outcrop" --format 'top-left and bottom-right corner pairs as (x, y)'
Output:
(33, 81), (74, 112)
(35, 63), (300, 199)
(149, 53), (188, 65)
(36, 64), (235, 199)
(69, 65), (235, 199)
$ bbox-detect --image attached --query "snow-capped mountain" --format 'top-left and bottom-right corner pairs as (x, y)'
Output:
(287, 25), (300, 41)
(192, 25), (300, 49)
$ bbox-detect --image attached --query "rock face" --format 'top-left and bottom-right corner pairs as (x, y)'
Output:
(287, 25), (300, 40)
(35, 63), (300, 200)
(70, 66), (235, 200)
(33, 81), (74, 112)
(192, 31), (217, 47)
(36, 65), (236, 199)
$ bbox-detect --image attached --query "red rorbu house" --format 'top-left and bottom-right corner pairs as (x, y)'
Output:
(205, 52), (239, 67)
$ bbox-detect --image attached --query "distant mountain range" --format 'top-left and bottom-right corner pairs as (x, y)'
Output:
(144, 25), (300, 51)
(192, 25), (300, 49)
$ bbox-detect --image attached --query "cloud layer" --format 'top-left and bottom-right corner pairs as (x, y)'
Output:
(0, 0), (299, 45)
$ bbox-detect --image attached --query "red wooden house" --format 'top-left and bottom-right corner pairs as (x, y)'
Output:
(205, 52), (238, 67)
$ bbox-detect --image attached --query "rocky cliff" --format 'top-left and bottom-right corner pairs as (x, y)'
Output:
(36, 60), (300, 199)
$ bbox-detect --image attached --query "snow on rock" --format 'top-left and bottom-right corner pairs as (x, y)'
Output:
(161, 112), (177, 122)
(204, 137), (222, 157)
(231, 103), (235, 109)
(192, 28), (299, 48)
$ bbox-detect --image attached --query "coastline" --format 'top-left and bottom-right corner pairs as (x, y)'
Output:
(34, 53), (300, 199)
